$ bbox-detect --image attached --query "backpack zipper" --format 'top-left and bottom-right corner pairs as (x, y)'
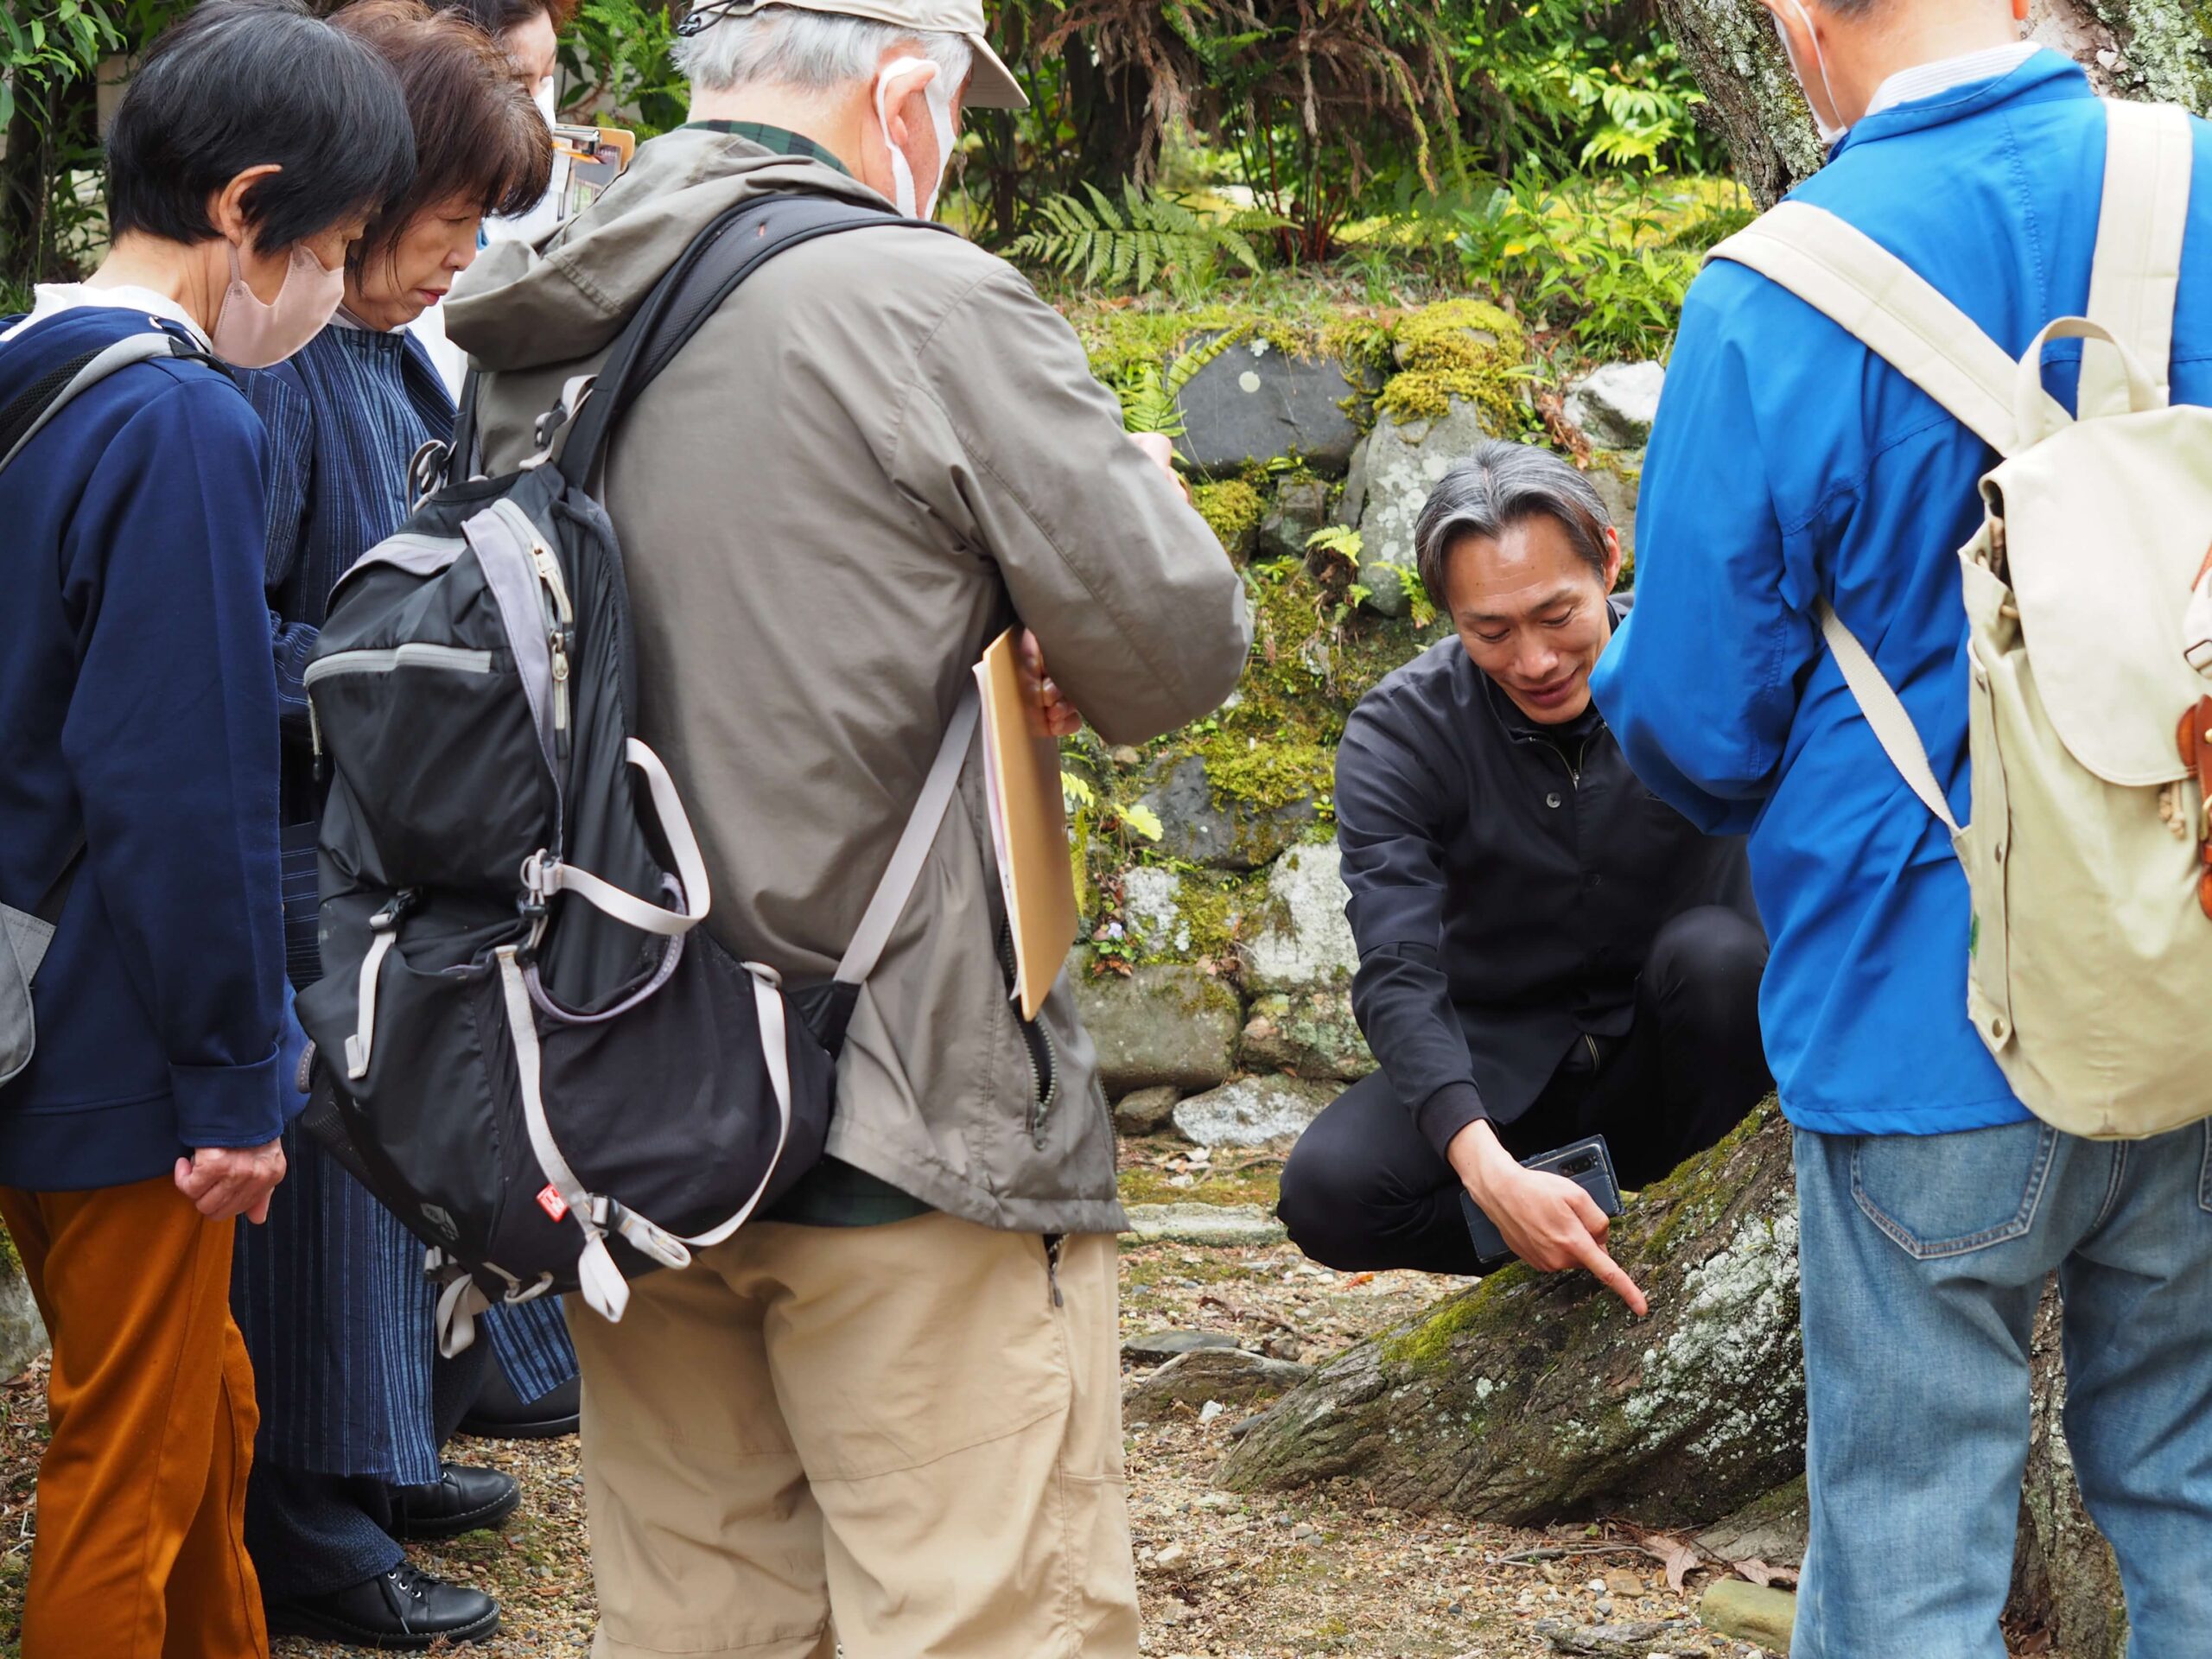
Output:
(304, 645), (495, 766)
(526, 539), (575, 761)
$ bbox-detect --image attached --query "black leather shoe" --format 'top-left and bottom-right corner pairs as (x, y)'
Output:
(266, 1561), (500, 1649)
(389, 1462), (521, 1541)
(457, 1366), (580, 1440)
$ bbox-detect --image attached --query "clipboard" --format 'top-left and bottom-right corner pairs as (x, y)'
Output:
(974, 628), (1078, 1021)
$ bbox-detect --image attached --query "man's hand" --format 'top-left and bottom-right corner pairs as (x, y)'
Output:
(1446, 1119), (1647, 1316)
(175, 1139), (288, 1224)
(1017, 628), (1084, 737)
(1127, 430), (1192, 505)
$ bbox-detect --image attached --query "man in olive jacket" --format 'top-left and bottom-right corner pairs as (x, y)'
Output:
(444, 3), (1249, 1652)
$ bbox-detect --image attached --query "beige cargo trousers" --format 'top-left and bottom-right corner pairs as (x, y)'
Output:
(566, 1213), (1138, 1657)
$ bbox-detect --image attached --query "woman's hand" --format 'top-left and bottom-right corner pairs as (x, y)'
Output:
(175, 1139), (289, 1224)
(1017, 628), (1084, 738)
(1447, 1119), (1647, 1315)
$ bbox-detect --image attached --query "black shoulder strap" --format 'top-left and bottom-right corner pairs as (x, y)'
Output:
(556, 194), (953, 486)
(0, 330), (217, 475)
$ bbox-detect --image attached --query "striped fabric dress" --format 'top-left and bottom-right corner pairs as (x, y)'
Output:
(233, 319), (574, 1486)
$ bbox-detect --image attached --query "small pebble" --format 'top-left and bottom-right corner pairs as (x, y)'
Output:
(1587, 1578), (1609, 1594)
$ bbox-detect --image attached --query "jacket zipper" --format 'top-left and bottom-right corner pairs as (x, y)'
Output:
(997, 920), (1058, 1142)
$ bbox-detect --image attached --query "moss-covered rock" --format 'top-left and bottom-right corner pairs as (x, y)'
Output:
(1374, 298), (1527, 433)
(1192, 476), (1269, 563)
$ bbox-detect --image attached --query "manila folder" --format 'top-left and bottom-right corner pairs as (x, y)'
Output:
(974, 628), (1077, 1022)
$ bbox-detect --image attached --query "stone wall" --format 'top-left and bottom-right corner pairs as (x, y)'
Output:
(1058, 294), (1661, 1147)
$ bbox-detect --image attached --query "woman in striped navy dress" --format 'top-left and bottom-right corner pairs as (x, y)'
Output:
(232, 4), (569, 1648)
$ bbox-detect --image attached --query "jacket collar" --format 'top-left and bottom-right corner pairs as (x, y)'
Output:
(1828, 47), (2090, 162)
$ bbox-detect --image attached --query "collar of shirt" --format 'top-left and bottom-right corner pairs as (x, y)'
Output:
(1864, 40), (2042, 119)
(3, 282), (210, 347)
(684, 119), (851, 177)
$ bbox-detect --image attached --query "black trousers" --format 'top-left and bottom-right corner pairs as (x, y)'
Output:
(1278, 906), (1771, 1276)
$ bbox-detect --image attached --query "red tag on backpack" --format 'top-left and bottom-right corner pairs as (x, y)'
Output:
(537, 1185), (569, 1223)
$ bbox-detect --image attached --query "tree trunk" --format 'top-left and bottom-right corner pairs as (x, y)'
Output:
(1217, 1103), (2127, 1656)
(1655, 0), (2212, 207)
(1218, 1106), (1806, 1527)
(2012, 1283), (2128, 1659)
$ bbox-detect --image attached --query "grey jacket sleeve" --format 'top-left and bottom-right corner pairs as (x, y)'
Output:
(892, 265), (1252, 747)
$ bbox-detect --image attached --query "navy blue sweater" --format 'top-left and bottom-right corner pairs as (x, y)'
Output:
(0, 307), (291, 1190)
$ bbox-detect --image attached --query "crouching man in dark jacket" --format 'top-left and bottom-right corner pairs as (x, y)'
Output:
(1277, 441), (1769, 1311)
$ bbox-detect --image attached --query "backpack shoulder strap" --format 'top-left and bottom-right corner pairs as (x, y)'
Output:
(2081, 99), (2194, 417)
(1707, 201), (2065, 457)
(833, 685), (980, 987)
(0, 330), (198, 474)
(556, 194), (951, 486)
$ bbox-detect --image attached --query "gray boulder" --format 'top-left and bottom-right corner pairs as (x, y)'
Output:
(1172, 1075), (1338, 1148)
(1243, 844), (1358, 994)
(1343, 397), (1501, 617)
(1125, 1345), (1314, 1423)
(1072, 961), (1240, 1095)
(1113, 1084), (1183, 1137)
(1565, 361), (1666, 450)
(1120, 864), (1189, 957)
(1240, 989), (1372, 1083)
(1589, 456), (1643, 563)
(1176, 334), (1366, 478)
(1136, 755), (1316, 872)
(1255, 478), (1333, 563)
(0, 1241), (44, 1381)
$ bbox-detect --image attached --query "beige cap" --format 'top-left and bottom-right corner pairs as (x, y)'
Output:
(683, 0), (1029, 110)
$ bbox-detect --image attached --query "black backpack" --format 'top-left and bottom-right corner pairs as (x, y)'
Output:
(295, 193), (972, 1351)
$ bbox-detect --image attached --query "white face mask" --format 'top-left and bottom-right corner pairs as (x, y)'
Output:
(1773, 0), (1849, 148)
(532, 76), (556, 126)
(874, 55), (957, 219)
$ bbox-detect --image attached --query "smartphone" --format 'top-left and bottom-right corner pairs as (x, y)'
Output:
(1459, 1134), (1624, 1270)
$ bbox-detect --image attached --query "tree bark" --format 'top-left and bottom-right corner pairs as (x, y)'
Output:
(1655, 0), (2212, 208)
(1218, 1106), (1807, 1528)
(1217, 1103), (2127, 1656)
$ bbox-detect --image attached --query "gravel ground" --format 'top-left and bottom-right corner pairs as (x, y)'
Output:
(0, 1138), (1775, 1658)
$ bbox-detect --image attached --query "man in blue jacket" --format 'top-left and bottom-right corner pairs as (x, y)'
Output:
(1589, 0), (2212, 1650)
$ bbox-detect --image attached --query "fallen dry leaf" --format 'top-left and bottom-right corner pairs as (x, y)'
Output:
(1630, 1527), (1703, 1593)
(1732, 1555), (1800, 1589)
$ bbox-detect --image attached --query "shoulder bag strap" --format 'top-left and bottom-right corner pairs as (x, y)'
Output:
(0, 331), (193, 474)
(2082, 99), (2195, 417)
(1707, 200), (2066, 458)
(834, 687), (981, 987)
(1707, 206), (2008, 838)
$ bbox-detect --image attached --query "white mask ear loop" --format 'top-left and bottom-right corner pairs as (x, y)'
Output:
(874, 56), (955, 219)
(1774, 0), (1848, 146)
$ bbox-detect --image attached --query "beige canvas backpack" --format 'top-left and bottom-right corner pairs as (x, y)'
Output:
(1707, 99), (2212, 1140)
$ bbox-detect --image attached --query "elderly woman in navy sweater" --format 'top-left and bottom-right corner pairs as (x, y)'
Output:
(0, 6), (411, 1653)
(228, 4), (563, 1649)
(1276, 442), (1771, 1312)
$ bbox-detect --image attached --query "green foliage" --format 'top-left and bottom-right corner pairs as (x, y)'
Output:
(1115, 324), (1246, 437)
(0, 2), (118, 130)
(557, 0), (689, 139)
(1005, 182), (1280, 296)
(1439, 174), (1750, 358)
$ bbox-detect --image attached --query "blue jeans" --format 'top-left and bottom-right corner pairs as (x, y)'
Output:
(1793, 1119), (2212, 1658)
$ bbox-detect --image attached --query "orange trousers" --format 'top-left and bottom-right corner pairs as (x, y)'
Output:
(0, 1176), (266, 1659)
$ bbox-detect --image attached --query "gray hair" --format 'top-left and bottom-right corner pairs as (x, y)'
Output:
(1413, 439), (1613, 610)
(677, 3), (971, 96)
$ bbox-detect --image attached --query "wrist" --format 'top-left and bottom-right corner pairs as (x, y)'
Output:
(1446, 1118), (1515, 1199)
